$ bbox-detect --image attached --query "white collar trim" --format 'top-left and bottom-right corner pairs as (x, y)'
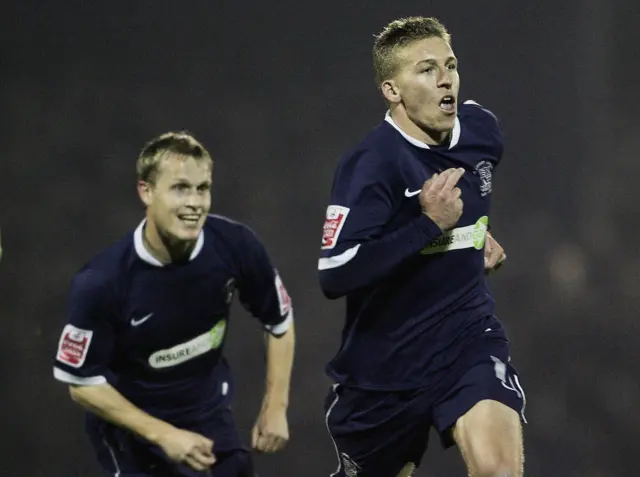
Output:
(134, 219), (205, 267)
(384, 111), (461, 149)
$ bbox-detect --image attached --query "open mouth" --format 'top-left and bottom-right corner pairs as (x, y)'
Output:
(439, 95), (456, 113)
(178, 215), (201, 227)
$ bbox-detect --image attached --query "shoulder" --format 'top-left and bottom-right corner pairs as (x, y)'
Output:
(72, 233), (135, 292)
(203, 215), (275, 275)
(204, 214), (258, 240)
(334, 123), (401, 185)
(459, 99), (502, 131)
(203, 214), (266, 256)
(344, 121), (400, 165)
(67, 229), (143, 308)
(69, 264), (116, 304)
(458, 99), (504, 157)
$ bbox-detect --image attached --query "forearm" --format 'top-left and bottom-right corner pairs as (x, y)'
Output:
(69, 383), (174, 444)
(261, 323), (295, 408)
(319, 214), (442, 298)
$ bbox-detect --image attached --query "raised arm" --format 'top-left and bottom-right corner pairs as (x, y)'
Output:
(318, 151), (446, 299)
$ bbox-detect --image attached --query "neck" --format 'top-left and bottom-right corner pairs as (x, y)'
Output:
(389, 107), (450, 145)
(143, 220), (194, 265)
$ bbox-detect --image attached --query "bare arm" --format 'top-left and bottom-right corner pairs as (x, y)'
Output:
(263, 323), (295, 407)
(69, 383), (174, 444)
(69, 383), (215, 470)
(252, 323), (295, 453)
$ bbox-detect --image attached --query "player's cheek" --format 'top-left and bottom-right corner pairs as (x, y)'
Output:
(203, 194), (212, 213)
(158, 203), (173, 230)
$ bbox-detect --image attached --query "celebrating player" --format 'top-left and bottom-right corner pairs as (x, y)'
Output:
(53, 132), (295, 477)
(319, 17), (523, 477)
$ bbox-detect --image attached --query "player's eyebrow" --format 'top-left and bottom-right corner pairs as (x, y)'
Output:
(173, 178), (211, 187)
(416, 56), (457, 66)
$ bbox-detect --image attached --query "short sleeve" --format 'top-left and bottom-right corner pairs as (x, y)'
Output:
(236, 228), (293, 336)
(53, 269), (117, 385)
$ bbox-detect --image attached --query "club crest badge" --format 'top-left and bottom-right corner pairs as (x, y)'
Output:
(474, 160), (493, 197)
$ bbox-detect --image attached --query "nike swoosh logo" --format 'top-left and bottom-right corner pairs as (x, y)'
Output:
(404, 188), (421, 197)
(131, 313), (153, 327)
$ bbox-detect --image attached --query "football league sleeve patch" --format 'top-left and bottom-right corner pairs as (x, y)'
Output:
(56, 324), (94, 368)
(321, 205), (350, 250)
(53, 269), (116, 386)
(263, 271), (293, 336)
(238, 227), (293, 336)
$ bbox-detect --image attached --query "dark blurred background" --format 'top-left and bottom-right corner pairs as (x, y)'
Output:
(1, 1), (638, 476)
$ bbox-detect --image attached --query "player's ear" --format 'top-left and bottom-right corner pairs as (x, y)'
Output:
(381, 79), (401, 104)
(137, 180), (153, 207)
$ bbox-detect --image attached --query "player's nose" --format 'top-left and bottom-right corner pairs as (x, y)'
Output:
(185, 192), (202, 208)
(437, 69), (453, 88)
(438, 76), (452, 89)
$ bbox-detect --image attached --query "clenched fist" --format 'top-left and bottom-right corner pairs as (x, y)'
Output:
(156, 427), (215, 472)
(252, 402), (289, 454)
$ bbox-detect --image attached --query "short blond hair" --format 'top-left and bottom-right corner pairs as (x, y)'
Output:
(136, 131), (212, 183)
(373, 16), (452, 86)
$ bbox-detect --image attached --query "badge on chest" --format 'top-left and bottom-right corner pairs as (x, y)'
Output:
(473, 160), (493, 197)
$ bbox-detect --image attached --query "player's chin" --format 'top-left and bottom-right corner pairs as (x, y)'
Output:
(431, 115), (456, 134)
(171, 218), (204, 240)
(437, 107), (457, 122)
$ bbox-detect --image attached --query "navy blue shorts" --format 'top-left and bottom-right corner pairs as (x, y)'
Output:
(324, 349), (526, 476)
(97, 450), (254, 477)
(89, 408), (253, 477)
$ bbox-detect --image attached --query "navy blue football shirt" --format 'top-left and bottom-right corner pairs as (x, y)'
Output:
(318, 100), (505, 390)
(54, 214), (293, 431)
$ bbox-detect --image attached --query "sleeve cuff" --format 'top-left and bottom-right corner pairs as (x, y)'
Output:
(53, 367), (107, 385)
(264, 310), (293, 337)
(415, 214), (443, 241)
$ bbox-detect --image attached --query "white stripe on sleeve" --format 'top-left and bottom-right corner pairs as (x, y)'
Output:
(318, 245), (361, 271)
(53, 367), (107, 386)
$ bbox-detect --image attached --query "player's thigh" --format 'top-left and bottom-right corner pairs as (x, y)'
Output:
(431, 353), (526, 476)
(325, 384), (430, 477)
(210, 450), (254, 477)
(453, 399), (523, 477)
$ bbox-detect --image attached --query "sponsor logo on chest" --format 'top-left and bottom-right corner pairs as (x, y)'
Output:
(421, 216), (488, 255)
(148, 320), (227, 369)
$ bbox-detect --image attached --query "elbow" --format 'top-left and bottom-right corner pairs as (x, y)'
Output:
(68, 384), (85, 404)
(319, 270), (347, 300)
(318, 246), (362, 299)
